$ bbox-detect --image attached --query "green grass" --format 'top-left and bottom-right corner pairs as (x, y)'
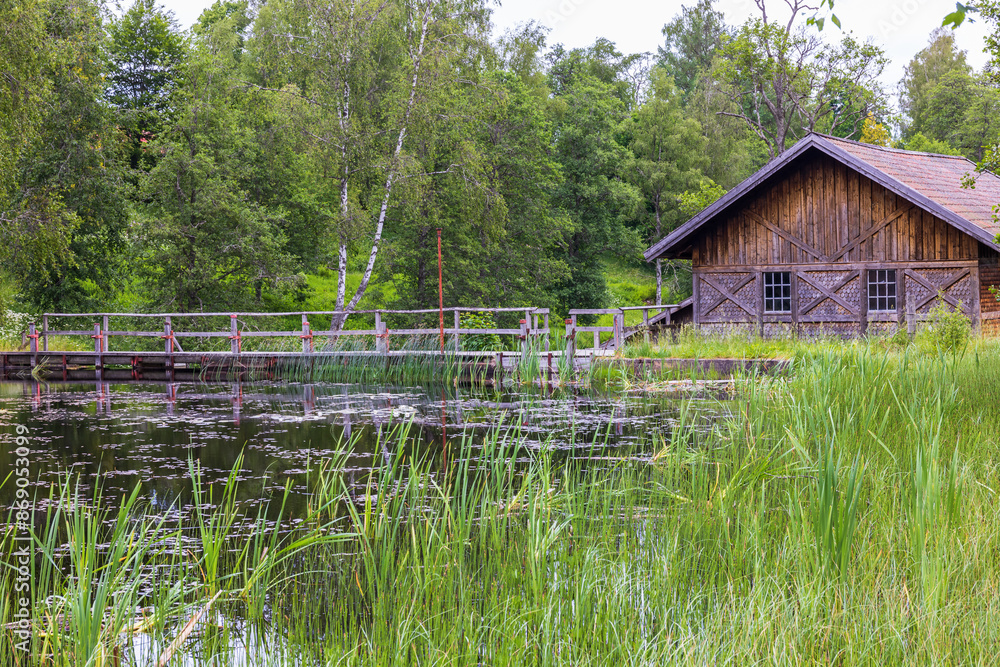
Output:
(8, 345), (1000, 664)
(300, 268), (399, 313)
(0, 336), (91, 353)
(605, 259), (658, 307)
(622, 322), (997, 361)
(621, 326), (842, 359)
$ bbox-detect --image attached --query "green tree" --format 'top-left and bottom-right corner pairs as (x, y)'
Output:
(678, 180), (726, 218)
(137, 19), (294, 310)
(386, 70), (570, 310)
(895, 132), (961, 156)
(859, 114), (891, 146)
(657, 0), (729, 100)
(193, 0), (251, 61)
(253, 0), (495, 326)
(684, 78), (768, 189)
(956, 1), (1000, 191)
(899, 28), (971, 140)
(0, 0), (46, 207)
(626, 70), (707, 304)
(714, 0), (888, 158)
(3, 0), (129, 310)
(549, 70), (643, 313)
(547, 39), (649, 111)
(106, 0), (186, 170)
(911, 70), (1000, 162)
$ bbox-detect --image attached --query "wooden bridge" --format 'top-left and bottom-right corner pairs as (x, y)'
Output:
(2, 303), (687, 381)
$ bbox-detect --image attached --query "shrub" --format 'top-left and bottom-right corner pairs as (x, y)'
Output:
(922, 296), (972, 355)
(0, 310), (32, 347)
(460, 311), (503, 351)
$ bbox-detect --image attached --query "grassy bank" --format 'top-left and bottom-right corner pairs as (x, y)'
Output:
(5, 347), (1000, 664)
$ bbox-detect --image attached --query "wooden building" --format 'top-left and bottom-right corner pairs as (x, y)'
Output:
(645, 133), (1000, 336)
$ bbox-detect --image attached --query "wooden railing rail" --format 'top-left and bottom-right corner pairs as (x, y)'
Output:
(567, 305), (683, 349)
(36, 308), (552, 355)
(568, 309), (625, 350)
(42, 307), (545, 318)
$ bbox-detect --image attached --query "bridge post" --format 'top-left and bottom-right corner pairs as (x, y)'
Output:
(102, 315), (109, 353)
(230, 315), (240, 354)
(565, 318), (576, 359)
(93, 323), (103, 373)
(544, 313), (550, 352)
(375, 312), (387, 354)
(164, 317), (174, 372)
(454, 310), (461, 353)
(643, 308), (650, 345)
(519, 318), (528, 356)
(301, 315), (313, 353)
(28, 322), (37, 368)
(42, 315), (48, 352)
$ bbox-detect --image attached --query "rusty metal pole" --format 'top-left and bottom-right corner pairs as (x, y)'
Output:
(437, 228), (444, 354)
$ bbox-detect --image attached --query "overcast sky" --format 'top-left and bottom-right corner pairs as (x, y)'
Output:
(165, 0), (993, 98)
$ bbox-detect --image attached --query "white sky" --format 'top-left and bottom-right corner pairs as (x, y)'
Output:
(164, 0), (994, 97)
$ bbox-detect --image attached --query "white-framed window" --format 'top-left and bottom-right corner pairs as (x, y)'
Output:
(763, 271), (792, 313)
(867, 269), (897, 312)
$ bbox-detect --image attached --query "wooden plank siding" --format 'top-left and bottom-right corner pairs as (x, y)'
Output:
(689, 153), (982, 336)
(693, 155), (979, 266)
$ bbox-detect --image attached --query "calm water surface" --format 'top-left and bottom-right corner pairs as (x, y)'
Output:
(0, 381), (721, 665)
(0, 381), (704, 524)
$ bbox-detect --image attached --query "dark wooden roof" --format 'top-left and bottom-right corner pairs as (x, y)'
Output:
(645, 133), (1000, 261)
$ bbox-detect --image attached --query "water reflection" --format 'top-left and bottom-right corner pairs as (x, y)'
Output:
(0, 380), (696, 524)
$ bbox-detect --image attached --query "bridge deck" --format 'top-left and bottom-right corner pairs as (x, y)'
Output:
(0, 349), (614, 382)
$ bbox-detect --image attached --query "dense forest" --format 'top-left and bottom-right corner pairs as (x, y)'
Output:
(2, 0), (1000, 318)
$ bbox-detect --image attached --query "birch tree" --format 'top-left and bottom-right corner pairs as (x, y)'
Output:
(254, 0), (486, 328)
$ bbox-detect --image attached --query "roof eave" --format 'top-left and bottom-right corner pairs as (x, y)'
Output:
(817, 139), (1000, 250)
(644, 135), (824, 262)
(644, 134), (1000, 261)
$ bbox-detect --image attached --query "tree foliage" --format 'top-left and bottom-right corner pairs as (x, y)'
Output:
(658, 0), (729, 100)
(0, 0), (46, 207)
(625, 70), (707, 304)
(4, 0), (977, 318)
(137, 20), (294, 310)
(899, 28), (970, 141)
(2, 0), (129, 310)
(548, 48), (643, 313)
(713, 0), (888, 158)
(859, 115), (891, 147)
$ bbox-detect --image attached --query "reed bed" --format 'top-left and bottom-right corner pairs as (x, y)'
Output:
(224, 334), (554, 387)
(5, 346), (1000, 664)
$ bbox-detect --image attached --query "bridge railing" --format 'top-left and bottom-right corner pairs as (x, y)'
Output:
(565, 305), (683, 353)
(30, 308), (551, 356)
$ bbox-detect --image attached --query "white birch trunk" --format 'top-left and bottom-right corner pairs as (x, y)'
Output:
(333, 1), (433, 330)
(334, 9), (353, 329)
(336, 81), (350, 314)
(656, 259), (662, 307)
(654, 198), (662, 306)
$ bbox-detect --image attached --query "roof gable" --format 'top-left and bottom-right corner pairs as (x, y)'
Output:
(645, 133), (1000, 261)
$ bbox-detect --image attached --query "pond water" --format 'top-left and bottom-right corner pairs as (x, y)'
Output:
(0, 380), (706, 526)
(0, 380), (730, 664)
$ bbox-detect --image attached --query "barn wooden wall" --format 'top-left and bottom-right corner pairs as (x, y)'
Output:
(689, 152), (983, 335)
(692, 154), (979, 266)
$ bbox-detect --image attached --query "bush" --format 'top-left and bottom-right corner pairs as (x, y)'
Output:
(460, 311), (503, 351)
(921, 297), (972, 355)
(0, 310), (32, 347)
